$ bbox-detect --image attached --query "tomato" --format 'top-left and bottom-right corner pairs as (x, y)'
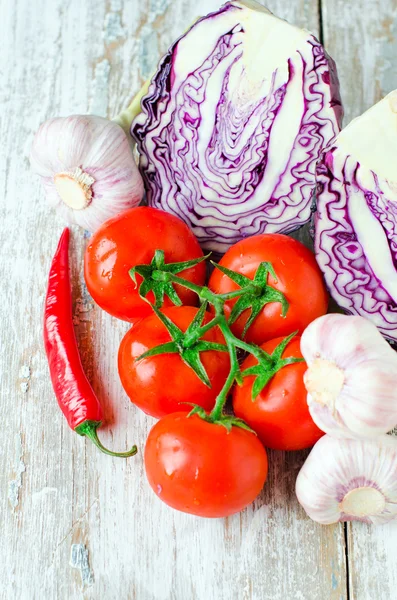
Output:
(233, 336), (324, 451)
(84, 207), (206, 321)
(118, 306), (230, 418)
(144, 412), (268, 517)
(208, 234), (328, 344)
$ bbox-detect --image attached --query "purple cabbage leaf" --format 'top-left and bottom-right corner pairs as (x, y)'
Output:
(315, 90), (397, 341)
(132, 0), (343, 252)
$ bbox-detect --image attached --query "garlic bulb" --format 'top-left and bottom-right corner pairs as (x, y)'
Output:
(301, 314), (397, 438)
(296, 434), (397, 525)
(30, 115), (144, 232)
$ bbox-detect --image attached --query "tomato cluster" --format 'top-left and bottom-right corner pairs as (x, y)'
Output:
(85, 207), (327, 518)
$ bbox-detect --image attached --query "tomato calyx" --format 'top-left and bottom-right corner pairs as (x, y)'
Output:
(211, 261), (289, 338)
(187, 405), (256, 434)
(133, 249), (298, 433)
(241, 332), (305, 400)
(135, 302), (228, 387)
(129, 249), (209, 308)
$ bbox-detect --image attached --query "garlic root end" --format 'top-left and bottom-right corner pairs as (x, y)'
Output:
(304, 358), (345, 409)
(54, 167), (94, 210)
(340, 486), (386, 518)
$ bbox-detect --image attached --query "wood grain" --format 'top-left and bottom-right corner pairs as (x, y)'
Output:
(1, 0), (394, 598)
(322, 2), (397, 599)
(322, 0), (397, 124)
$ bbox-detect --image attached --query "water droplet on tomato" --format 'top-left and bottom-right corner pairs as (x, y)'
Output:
(157, 484), (162, 495)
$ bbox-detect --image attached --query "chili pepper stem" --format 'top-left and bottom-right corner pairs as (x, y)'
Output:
(75, 421), (138, 458)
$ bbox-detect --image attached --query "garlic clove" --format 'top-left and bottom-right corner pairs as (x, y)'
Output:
(301, 314), (397, 438)
(30, 115), (144, 232)
(296, 434), (397, 525)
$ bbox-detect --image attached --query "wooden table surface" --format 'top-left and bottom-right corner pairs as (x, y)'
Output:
(2, 0), (397, 598)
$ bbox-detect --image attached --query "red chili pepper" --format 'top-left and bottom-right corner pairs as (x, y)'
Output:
(44, 228), (137, 457)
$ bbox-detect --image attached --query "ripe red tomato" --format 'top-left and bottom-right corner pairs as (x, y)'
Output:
(84, 207), (206, 321)
(233, 336), (324, 451)
(118, 306), (230, 419)
(144, 412), (268, 517)
(208, 234), (328, 344)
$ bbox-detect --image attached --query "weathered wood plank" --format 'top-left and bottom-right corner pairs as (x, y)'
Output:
(267, 0), (320, 37)
(322, 0), (397, 124)
(0, 0), (348, 599)
(322, 2), (397, 599)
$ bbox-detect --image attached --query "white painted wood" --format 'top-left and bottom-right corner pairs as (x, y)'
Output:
(9, 0), (397, 598)
(322, 2), (397, 599)
(322, 0), (397, 125)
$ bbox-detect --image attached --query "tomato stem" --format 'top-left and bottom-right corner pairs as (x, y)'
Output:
(132, 251), (294, 430)
(218, 289), (254, 301)
(182, 315), (222, 347)
(209, 316), (242, 421)
(166, 273), (224, 307)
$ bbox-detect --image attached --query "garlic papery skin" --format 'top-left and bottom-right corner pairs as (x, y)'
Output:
(295, 434), (397, 525)
(300, 313), (397, 438)
(30, 115), (144, 232)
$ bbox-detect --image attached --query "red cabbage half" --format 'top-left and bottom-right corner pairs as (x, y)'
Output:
(315, 91), (397, 342)
(132, 0), (343, 252)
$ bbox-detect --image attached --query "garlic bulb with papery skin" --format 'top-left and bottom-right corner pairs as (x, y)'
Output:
(301, 313), (397, 438)
(30, 115), (144, 232)
(296, 434), (397, 525)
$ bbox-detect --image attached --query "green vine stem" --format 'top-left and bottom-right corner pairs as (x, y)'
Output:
(165, 271), (284, 361)
(209, 316), (242, 421)
(131, 252), (303, 432)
